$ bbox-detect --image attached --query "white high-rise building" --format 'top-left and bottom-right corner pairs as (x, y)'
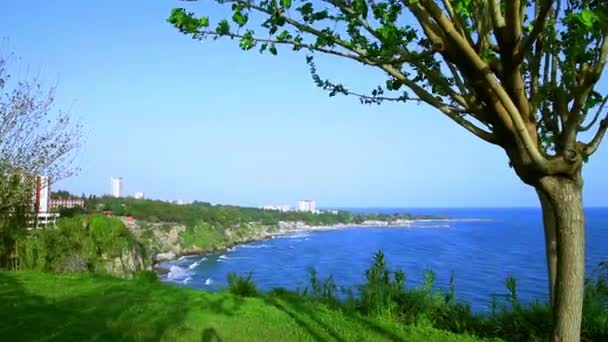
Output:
(35, 175), (51, 214)
(111, 177), (123, 198)
(297, 200), (316, 213)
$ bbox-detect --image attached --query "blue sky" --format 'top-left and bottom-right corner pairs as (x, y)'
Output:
(1, 1), (607, 208)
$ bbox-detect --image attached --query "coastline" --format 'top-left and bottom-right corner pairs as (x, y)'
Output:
(154, 218), (491, 272)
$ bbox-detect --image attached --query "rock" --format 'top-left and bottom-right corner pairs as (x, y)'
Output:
(154, 251), (176, 262)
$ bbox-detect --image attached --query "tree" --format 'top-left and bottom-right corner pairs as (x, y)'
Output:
(0, 51), (81, 267)
(167, 1), (607, 340)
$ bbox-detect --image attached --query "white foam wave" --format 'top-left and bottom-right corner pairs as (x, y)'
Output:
(167, 265), (192, 281)
(188, 261), (200, 270)
(241, 244), (270, 249)
(287, 233), (310, 239)
(178, 256), (187, 261)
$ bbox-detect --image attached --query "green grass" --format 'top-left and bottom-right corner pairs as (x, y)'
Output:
(0, 271), (491, 341)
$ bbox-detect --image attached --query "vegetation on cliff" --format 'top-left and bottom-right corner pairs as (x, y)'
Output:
(13, 215), (147, 277)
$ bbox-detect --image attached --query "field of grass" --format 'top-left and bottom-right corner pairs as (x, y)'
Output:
(0, 271), (490, 342)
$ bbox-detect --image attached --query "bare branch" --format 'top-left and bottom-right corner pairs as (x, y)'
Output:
(489, 0), (506, 33)
(584, 116), (608, 157)
(580, 96), (608, 132)
(505, 0), (523, 46)
(380, 64), (498, 145)
(513, 0), (553, 65)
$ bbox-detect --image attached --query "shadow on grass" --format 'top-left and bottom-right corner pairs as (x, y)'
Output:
(201, 327), (222, 342)
(265, 289), (405, 342)
(0, 272), (240, 341)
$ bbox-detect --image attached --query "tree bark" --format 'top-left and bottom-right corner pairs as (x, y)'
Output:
(538, 175), (585, 342)
(537, 189), (558, 306)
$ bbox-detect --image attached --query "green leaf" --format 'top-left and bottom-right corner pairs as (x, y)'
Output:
(239, 31), (256, 51)
(579, 9), (598, 29)
(280, 0), (292, 9)
(353, 0), (368, 19)
(298, 3), (314, 16)
(259, 43), (268, 53)
(276, 30), (292, 42)
(232, 10), (248, 27)
(269, 44), (278, 55)
(216, 20), (231, 36)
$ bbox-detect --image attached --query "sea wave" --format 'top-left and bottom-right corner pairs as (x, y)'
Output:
(188, 256), (207, 269)
(167, 265), (193, 281)
(241, 244), (270, 249)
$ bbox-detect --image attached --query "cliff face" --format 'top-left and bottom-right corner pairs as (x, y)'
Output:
(101, 245), (148, 278)
(121, 218), (283, 264)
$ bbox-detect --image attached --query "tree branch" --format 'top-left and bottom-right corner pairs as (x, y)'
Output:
(505, 0), (523, 47)
(198, 30), (365, 62)
(380, 64), (498, 145)
(580, 96), (608, 132)
(513, 0), (553, 65)
(584, 116), (608, 157)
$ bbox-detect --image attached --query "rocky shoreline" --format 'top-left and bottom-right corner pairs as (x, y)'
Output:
(151, 218), (490, 271)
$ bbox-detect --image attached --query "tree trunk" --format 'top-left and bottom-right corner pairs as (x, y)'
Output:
(537, 189), (558, 306)
(538, 175), (585, 342)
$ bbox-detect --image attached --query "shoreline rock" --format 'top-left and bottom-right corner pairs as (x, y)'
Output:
(153, 218), (489, 270)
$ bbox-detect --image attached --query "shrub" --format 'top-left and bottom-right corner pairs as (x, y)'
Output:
(304, 268), (339, 306)
(15, 215), (143, 275)
(358, 250), (406, 317)
(134, 270), (159, 283)
(582, 261), (608, 341)
(227, 272), (258, 297)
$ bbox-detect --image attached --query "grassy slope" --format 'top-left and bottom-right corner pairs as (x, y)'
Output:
(0, 272), (491, 342)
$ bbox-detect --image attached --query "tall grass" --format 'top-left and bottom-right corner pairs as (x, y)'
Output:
(292, 250), (608, 341)
(227, 272), (258, 297)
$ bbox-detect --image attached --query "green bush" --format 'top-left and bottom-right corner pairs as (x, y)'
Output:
(227, 272), (258, 297)
(15, 215), (143, 275)
(134, 270), (159, 283)
(359, 250), (406, 317)
(303, 268), (339, 306)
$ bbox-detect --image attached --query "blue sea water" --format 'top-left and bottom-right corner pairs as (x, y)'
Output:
(160, 208), (608, 312)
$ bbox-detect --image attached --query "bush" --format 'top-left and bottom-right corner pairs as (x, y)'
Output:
(134, 270), (159, 283)
(303, 268), (339, 306)
(15, 215), (143, 275)
(359, 250), (406, 317)
(227, 272), (258, 297)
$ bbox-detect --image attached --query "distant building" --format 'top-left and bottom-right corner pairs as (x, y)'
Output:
(51, 198), (85, 209)
(30, 175), (59, 229)
(111, 177), (123, 198)
(297, 200), (317, 213)
(261, 204), (292, 212)
(134, 192), (145, 199)
(34, 176), (51, 214)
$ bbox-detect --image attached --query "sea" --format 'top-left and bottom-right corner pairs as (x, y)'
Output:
(159, 208), (608, 312)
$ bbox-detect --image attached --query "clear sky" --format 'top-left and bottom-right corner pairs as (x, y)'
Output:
(1, 1), (607, 208)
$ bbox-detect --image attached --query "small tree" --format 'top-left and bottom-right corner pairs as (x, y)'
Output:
(168, 1), (607, 340)
(0, 51), (81, 267)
